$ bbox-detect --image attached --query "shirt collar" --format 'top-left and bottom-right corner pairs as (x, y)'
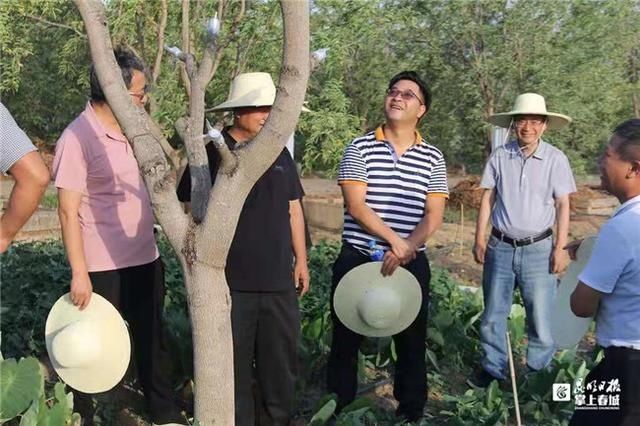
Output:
(612, 194), (640, 218)
(505, 139), (547, 159)
(374, 125), (423, 146)
(85, 101), (127, 143)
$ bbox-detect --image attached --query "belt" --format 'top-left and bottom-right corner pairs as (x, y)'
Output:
(491, 227), (552, 247)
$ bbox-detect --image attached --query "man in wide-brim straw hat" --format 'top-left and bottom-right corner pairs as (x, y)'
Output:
(468, 93), (577, 388)
(177, 72), (309, 426)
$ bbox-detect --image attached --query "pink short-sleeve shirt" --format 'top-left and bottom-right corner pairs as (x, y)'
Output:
(52, 102), (159, 272)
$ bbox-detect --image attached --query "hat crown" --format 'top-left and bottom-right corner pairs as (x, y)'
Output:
(511, 93), (548, 115)
(357, 287), (401, 329)
(214, 72), (275, 110)
(51, 320), (102, 368)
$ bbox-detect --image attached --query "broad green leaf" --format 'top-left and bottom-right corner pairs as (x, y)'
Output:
(0, 357), (43, 421)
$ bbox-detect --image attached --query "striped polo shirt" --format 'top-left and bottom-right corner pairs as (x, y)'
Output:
(338, 126), (449, 251)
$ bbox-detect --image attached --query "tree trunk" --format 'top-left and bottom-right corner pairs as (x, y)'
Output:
(74, 1), (309, 424)
(184, 264), (234, 424)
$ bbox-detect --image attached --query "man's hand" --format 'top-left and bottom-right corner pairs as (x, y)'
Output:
(473, 240), (487, 264)
(390, 237), (416, 264)
(70, 273), (93, 310)
(564, 239), (583, 261)
(294, 260), (310, 297)
(381, 251), (402, 276)
(551, 247), (570, 274)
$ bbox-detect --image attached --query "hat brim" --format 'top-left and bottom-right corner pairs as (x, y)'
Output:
(334, 262), (422, 337)
(45, 293), (131, 393)
(550, 236), (596, 349)
(488, 111), (572, 130)
(209, 99), (311, 113)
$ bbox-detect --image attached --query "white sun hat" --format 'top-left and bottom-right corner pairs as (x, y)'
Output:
(209, 72), (310, 112)
(488, 93), (572, 130)
(45, 293), (131, 393)
(333, 262), (422, 337)
(551, 236), (597, 349)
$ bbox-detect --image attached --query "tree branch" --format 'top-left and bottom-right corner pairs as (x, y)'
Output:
(180, 0), (192, 95)
(205, 120), (237, 174)
(152, 0), (168, 83)
(22, 14), (86, 38)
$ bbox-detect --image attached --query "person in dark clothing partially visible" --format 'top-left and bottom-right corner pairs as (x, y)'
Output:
(176, 72), (309, 426)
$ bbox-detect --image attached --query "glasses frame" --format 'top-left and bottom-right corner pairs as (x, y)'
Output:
(386, 87), (424, 105)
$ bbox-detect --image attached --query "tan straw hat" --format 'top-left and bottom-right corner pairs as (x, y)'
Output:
(209, 72), (309, 112)
(45, 293), (131, 393)
(488, 93), (572, 130)
(551, 236), (596, 349)
(333, 262), (422, 337)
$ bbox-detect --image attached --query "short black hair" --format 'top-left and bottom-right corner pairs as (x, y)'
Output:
(90, 47), (147, 102)
(387, 71), (431, 111)
(612, 118), (640, 162)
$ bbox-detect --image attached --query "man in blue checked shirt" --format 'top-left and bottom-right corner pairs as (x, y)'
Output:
(327, 71), (448, 423)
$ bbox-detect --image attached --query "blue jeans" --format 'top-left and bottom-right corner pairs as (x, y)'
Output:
(480, 234), (557, 379)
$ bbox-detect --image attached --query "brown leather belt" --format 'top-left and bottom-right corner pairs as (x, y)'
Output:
(491, 227), (552, 247)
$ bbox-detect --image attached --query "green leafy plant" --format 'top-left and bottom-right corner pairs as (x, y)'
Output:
(0, 357), (80, 425)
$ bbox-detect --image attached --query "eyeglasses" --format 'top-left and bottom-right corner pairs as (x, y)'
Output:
(386, 88), (424, 105)
(514, 117), (546, 127)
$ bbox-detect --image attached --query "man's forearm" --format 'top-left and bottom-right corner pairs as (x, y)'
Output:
(59, 211), (89, 276)
(554, 196), (571, 249)
(1, 152), (49, 242)
(348, 202), (402, 246)
(290, 201), (307, 264)
(407, 197), (446, 249)
(475, 189), (494, 243)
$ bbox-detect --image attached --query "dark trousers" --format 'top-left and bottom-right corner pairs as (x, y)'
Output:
(75, 258), (182, 425)
(231, 290), (300, 426)
(327, 244), (431, 417)
(570, 347), (640, 426)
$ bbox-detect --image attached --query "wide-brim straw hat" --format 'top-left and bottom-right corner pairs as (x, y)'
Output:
(333, 262), (422, 337)
(210, 72), (310, 112)
(45, 293), (131, 393)
(488, 93), (572, 130)
(551, 236), (596, 349)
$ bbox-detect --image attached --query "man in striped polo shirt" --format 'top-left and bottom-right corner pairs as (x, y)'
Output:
(327, 71), (448, 422)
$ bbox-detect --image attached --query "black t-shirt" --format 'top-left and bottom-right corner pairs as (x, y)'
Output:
(176, 129), (304, 292)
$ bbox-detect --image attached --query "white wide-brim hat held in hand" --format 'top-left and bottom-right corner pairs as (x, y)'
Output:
(45, 293), (131, 393)
(334, 262), (422, 338)
(551, 236), (597, 349)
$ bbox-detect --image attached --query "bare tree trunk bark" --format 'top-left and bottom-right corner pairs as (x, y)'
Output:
(185, 264), (234, 424)
(633, 92), (640, 118)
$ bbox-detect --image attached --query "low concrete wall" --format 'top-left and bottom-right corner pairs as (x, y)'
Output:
(302, 195), (344, 233)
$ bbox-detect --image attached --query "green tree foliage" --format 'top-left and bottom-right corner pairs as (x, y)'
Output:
(1, 0), (638, 174)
